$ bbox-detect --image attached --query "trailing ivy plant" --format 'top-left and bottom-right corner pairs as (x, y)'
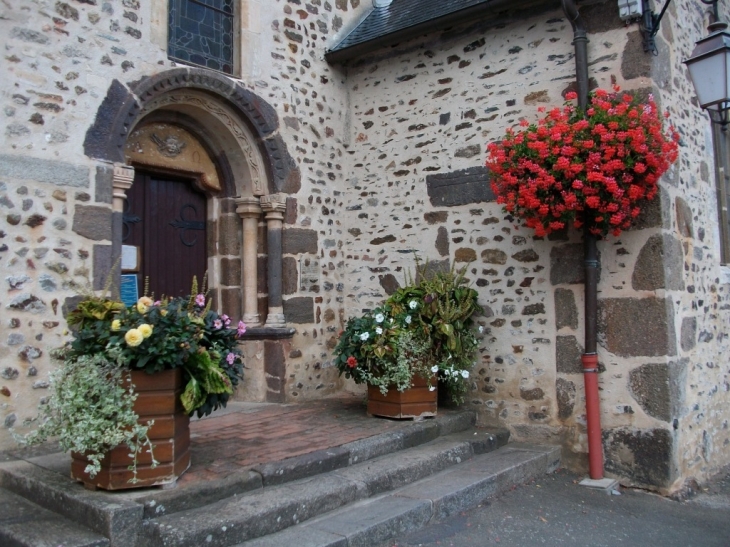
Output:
(16, 352), (156, 480)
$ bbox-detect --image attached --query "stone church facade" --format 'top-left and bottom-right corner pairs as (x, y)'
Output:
(1, 0), (728, 494)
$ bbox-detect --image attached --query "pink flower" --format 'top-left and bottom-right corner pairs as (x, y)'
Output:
(226, 352), (236, 365)
(214, 319), (223, 330)
(221, 314), (231, 327)
(195, 294), (205, 307)
(237, 321), (247, 337)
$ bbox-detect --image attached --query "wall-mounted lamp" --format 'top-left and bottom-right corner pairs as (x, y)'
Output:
(684, 3), (730, 130)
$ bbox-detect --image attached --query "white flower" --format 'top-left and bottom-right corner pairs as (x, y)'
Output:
(461, 370), (470, 378)
(405, 315), (412, 324)
(431, 365), (439, 373)
(375, 313), (385, 323)
(429, 386), (436, 392)
(360, 332), (370, 341)
(375, 327), (383, 335)
(409, 300), (418, 309)
(478, 325), (484, 333)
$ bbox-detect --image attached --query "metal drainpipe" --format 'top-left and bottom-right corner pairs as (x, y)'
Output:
(562, 0), (604, 480)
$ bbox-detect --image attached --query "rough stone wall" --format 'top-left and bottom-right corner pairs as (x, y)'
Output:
(340, 2), (730, 491)
(2, 0), (728, 492)
(653, 0), (730, 491)
(265, 0), (365, 400)
(0, 0), (366, 449)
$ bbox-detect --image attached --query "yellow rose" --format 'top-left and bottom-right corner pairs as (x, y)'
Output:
(161, 309), (168, 317)
(110, 319), (121, 331)
(125, 328), (144, 347)
(138, 324), (153, 338)
(136, 296), (153, 314)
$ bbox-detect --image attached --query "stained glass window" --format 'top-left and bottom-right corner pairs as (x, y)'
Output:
(168, 0), (235, 75)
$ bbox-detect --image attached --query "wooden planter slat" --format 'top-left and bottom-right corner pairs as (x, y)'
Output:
(367, 374), (437, 420)
(71, 368), (191, 490)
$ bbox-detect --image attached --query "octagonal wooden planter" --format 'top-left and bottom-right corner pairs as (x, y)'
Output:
(71, 368), (191, 490)
(367, 374), (437, 420)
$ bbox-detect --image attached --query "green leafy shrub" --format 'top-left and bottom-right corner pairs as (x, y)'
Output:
(335, 262), (481, 404)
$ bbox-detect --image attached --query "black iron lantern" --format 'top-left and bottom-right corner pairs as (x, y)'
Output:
(685, 21), (730, 128)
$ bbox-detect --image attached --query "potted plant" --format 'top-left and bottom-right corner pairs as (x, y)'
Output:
(487, 87), (679, 238)
(17, 276), (246, 490)
(334, 263), (481, 418)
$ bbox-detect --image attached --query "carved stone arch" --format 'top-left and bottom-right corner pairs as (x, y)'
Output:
(131, 110), (237, 198)
(135, 90), (266, 198)
(90, 68), (296, 404)
(84, 67), (300, 195)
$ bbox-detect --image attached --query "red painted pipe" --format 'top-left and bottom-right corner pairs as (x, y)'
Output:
(582, 353), (604, 479)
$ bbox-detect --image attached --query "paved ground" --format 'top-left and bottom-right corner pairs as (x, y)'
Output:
(377, 466), (730, 547)
(2, 393), (438, 486)
(179, 394), (411, 485)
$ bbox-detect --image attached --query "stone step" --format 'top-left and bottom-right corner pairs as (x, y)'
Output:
(0, 409), (481, 547)
(0, 459), (144, 547)
(136, 429), (517, 547)
(237, 444), (561, 547)
(0, 487), (110, 547)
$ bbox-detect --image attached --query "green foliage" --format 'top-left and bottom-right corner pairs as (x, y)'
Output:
(66, 287), (245, 418)
(334, 261), (482, 404)
(16, 354), (156, 481)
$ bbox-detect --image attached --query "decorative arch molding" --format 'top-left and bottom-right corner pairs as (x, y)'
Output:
(83, 67), (300, 195)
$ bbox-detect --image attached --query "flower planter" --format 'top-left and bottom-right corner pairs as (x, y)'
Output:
(71, 368), (191, 490)
(367, 374), (437, 420)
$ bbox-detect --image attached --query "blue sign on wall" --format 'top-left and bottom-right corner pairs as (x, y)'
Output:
(120, 274), (139, 307)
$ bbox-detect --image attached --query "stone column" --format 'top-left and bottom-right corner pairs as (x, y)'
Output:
(260, 193), (287, 328)
(111, 164), (135, 298)
(235, 196), (262, 326)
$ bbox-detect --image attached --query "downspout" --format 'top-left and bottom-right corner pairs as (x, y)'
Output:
(562, 0), (604, 480)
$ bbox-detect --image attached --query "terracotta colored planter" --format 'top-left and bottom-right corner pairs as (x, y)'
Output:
(367, 374), (437, 419)
(71, 368), (191, 490)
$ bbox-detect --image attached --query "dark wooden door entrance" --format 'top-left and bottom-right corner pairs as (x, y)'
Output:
(125, 171), (207, 299)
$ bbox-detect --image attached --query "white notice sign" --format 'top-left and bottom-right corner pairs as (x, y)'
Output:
(121, 245), (140, 272)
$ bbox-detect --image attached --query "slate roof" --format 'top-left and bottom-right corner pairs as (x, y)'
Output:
(328, 0), (494, 57)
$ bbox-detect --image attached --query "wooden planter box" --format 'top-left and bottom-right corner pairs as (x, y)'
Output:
(71, 368), (191, 490)
(367, 374), (437, 420)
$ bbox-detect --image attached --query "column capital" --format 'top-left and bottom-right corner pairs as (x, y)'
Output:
(112, 164), (134, 213)
(260, 193), (287, 216)
(112, 163), (134, 191)
(235, 196), (262, 218)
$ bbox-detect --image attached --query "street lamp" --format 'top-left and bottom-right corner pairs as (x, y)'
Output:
(684, 3), (730, 129)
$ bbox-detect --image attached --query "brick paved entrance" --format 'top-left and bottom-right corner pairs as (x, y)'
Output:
(180, 394), (423, 486)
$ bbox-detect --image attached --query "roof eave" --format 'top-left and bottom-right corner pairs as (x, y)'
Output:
(325, 0), (559, 64)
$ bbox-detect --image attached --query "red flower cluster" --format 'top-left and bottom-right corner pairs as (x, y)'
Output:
(487, 87), (679, 238)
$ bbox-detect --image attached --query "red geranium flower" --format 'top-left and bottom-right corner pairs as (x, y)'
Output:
(347, 356), (357, 368)
(486, 88), (679, 238)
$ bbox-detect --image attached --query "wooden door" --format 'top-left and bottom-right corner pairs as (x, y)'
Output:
(125, 172), (207, 299)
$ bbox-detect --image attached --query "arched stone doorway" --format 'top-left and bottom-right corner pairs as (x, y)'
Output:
(85, 68), (300, 403)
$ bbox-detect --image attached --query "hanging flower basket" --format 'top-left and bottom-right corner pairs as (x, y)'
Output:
(487, 87), (679, 238)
